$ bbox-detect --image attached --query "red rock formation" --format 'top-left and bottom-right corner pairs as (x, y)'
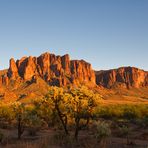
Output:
(61, 54), (70, 74)
(6, 52), (148, 89)
(8, 58), (18, 79)
(2, 75), (9, 86)
(0, 76), (2, 85)
(7, 52), (96, 86)
(70, 60), (95, 85)
(16, 57), (28, 77)
(95, 67), (148, 88)
(37, 52), (50, 79)
(23, 56), (37, 80)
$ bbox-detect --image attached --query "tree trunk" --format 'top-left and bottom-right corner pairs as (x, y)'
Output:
(17, 115), (24, 140)
(55, 104), (69, 135)
(75, 117), (80, 140)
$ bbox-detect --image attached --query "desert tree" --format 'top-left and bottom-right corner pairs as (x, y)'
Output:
(68, 86), (101, 140)
(45, 87), (70, 135)
(33, 98), (54, 127)
(12, 102), (27, 139)
(0, 102), (15, 127)
(25, 108), (42, 136)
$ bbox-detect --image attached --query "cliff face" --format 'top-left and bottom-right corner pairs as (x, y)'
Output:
(95, 67), (148, 88)
(6, 52), (96, 86)
(0, 52), (147, 89)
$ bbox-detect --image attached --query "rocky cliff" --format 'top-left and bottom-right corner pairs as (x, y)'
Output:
(5, 52), (96, 86)
(0, 52), (148, 89)
(95, 67), (148, 88)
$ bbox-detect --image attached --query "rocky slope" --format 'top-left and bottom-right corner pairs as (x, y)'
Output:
(95, 67), (148, 88)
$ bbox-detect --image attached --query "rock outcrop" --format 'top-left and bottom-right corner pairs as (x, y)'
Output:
(95, 67), (148, 88)
(8, 58), (18, 79)
(7, 52), (96, 86)
(2, 75), (9, 86)
(0, 51), (148, 89)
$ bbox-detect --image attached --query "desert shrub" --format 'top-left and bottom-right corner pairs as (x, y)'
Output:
(94, 104), (148, 121)
(27, 115), (42, 136)
(118, 125), (131, 144)
(94, 105), (123, 119)
(25, 109), (42, 136)
(33, 98), (54, 128)
(131, 116), (148, 127)
(137, 106), (148, 117)
(0, 103), (15, 128)
(121, 104), (148, 120)
(118, 125), (129, 137)
(122, 106), (140, 120)
(94, 121), (111, 142)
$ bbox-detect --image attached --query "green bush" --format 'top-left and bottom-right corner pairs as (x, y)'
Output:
(94, 104), (148, 120)
(26, 111), (42, 136)
(118, 125), (130, 137)
(94, 121), (111, 141)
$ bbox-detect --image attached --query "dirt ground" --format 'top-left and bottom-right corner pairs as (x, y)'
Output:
(0, 122), (148, 148)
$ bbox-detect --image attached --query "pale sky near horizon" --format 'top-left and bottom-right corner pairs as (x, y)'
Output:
(0, 0), (148, 71)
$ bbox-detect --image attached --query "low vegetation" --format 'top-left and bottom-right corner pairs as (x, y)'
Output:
(0, 86), (147, 147)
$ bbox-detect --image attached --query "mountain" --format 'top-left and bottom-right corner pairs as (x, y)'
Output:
(4, 52), (96, 87)
(95, 67), (148, 89)
(0, 51), (147, 103)
(0, 52), (147, 89)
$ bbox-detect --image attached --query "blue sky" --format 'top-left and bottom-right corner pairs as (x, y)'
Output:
(0, 0), (148, 70)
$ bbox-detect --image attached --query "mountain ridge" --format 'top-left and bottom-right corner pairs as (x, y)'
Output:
(0, 51), (147, 89)
(95, 66), (148, 88)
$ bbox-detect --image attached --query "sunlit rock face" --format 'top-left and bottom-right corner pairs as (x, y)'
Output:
(2, 75), (9, 86)
(1, 51), (148, 89)
(8, 58), (18, 79)
(95, 67), (148, 88)
(7, 52), (96, 87)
